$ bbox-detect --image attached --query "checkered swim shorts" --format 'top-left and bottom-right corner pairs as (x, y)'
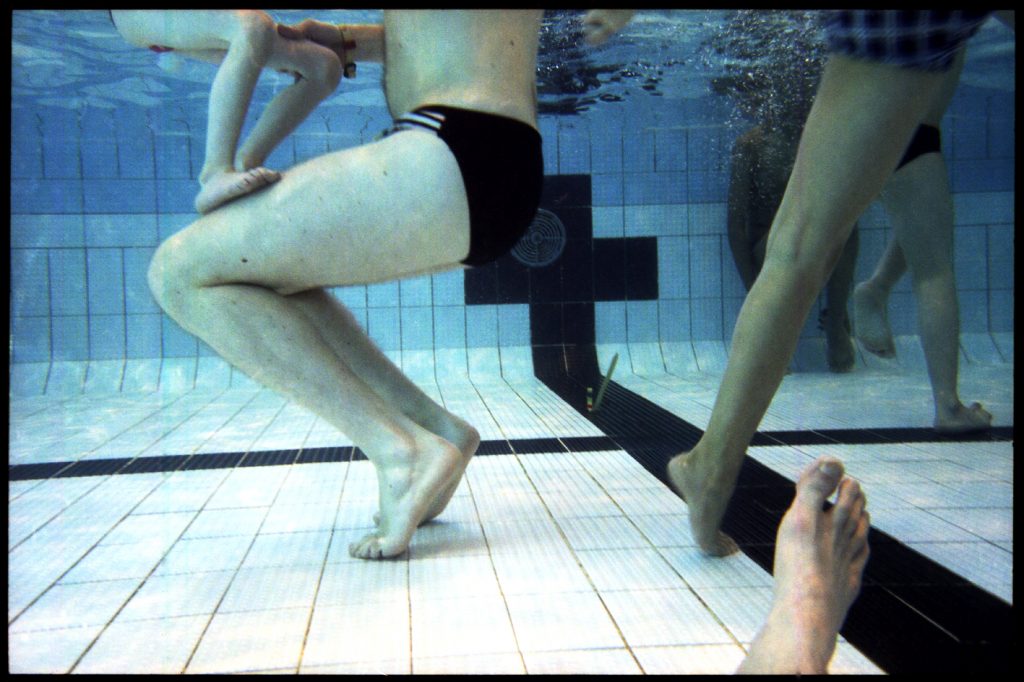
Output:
(825, 10), (992, 71)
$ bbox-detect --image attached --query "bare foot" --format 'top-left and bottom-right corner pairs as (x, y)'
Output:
(419, 413), (480, 523)
(195, 167), (281, 214)
(852, 282), (896, 358)
(349, 433), (460, 560)
(935, 401), (992, 435)
(667, 451), (740, 557)
(373, 413), (480, 527)
(738, 456), (870, 674)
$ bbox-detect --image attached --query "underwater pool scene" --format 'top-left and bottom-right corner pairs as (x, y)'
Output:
(9, 10), (1014, 674)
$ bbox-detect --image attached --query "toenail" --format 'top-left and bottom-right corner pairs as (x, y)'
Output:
(819, 461), (841, 476)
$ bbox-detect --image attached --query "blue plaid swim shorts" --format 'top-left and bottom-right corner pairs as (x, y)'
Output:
(825, 10), (992, 71)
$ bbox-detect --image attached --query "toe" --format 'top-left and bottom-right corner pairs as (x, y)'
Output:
(795, 457), (844, 511)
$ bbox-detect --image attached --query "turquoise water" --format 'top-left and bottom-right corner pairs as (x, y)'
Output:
(9, 10), (1015, 368)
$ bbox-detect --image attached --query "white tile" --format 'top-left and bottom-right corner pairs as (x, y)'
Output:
(632, 643), (747, 675)
(523, 647), (641, 674)
(154, 535), (253, 576)
(303, 659), (410, 674)
(133, 469), (228, 513)
(117, 569), (236, 621)
(408, 554), (500, 601)
(303, 601), (410, 667)
(59, 539), (170, 583)
(182, 506), (267, 539)
(871, 507), (981, 543)
(414, 652), (526, 675)
(505, 592), (624, 652)
(659, 545), (773, 589)
(241, 530), (332, 568)
(259, 502), (340, 534)
(610, 485), (689, 516)
(315, 556), (408, 606)
(187, 607), (308, 674)
(600, 589), (735, 647)
(219, 565), (321, 613)
(10, 578), (142, 633)
(75, 614), (208, 674)
(408, 520), (490, 558)
(8, 625), (106, 674)
(411, 595), (519, 658)
(908, 541), (1013, 599)
(692, 586), (774, 643)
(100, 510), (194, 546)
(629, 514), (696, 547)
(556, 515), (650, 550)
(203, 466), (288, 509)
(925, 507), (1013, 542)
(577, 548), (683, 591)
(490, 546), (592, 595)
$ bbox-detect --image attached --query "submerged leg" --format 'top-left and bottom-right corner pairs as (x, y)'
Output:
(148, 131), (472, 558)
(668, 55), (944, 556)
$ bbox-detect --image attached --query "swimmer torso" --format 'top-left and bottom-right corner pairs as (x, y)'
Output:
(383, 10), (542, 128)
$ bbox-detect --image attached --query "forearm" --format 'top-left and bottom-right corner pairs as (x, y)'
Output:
(337, 24), (384, 64)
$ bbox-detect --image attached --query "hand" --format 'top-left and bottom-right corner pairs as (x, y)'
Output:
(582, 10), (636, 46)
(277, 19), (341, 46)
(278, 19), (355, 77)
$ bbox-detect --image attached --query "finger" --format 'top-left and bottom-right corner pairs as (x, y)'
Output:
(276, 24), (302, 40)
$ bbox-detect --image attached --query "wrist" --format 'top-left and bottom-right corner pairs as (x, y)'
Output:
(335, 24), (357, 78)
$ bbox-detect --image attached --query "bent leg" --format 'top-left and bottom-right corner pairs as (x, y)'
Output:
(738, 456), (870, 674)
(879, 156), (992, 433)
(233, 33), (343, 172)
(111, 11), (283, 213)
(148, 131), (471, 557)
(668, 56), (945, 556)
(289, 289), (480, 523)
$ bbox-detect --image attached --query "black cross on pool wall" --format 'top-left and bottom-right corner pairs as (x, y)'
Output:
(463, 174), (658, 372)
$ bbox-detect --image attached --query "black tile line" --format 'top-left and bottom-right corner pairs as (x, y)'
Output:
(530, 342), (1012, 674)
(6, 437), (622, 482)
(753, 425), (1013, 446)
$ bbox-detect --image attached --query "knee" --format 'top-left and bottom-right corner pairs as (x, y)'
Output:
(762, 234), (847, 294)
(147, 238), (195, 316)
(231, 10), (275, 61)
(303, 50), (343, 98)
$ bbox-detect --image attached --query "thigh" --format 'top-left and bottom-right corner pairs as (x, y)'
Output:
(158, 130), (471, 294)
(880, 154), (955, 269)
(111, 10), (248, 50)
(765, 56), (946, 273)
(263, 30), (339, 78)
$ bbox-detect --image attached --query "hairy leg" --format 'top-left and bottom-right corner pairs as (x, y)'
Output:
(668, 56), (944, 556)
(148, 131), (472, 557)
(738, 456), (870, 674)
(289, 289), (480, 523)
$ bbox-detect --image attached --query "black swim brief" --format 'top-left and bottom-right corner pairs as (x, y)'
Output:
(384, 106), (544, 267)
(825, 10), (991, 72)
(896, 124), (941, 170)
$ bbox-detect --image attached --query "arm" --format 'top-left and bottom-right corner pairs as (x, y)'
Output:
(727, 131), (759, 292)
(277, 19), (385, 77)
(582, 10), (636, 45)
